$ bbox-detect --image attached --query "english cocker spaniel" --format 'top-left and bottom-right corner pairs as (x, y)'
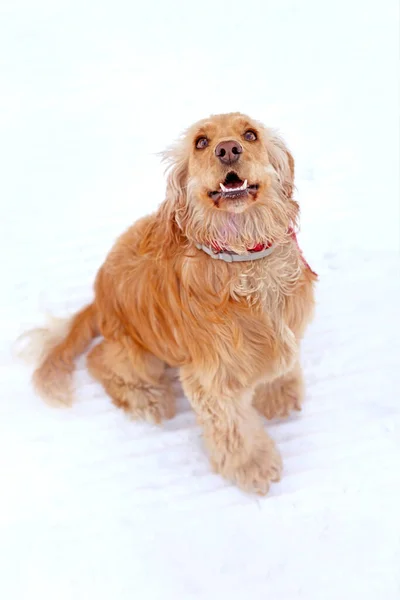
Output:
(26, 112), (317, 495)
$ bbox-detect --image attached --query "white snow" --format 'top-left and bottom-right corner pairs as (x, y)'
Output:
(1, 1), (399, 598)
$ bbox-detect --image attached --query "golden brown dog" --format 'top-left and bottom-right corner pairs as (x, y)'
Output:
(26, 112), (317, 495)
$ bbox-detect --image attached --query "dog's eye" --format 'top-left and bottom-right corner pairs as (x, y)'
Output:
(244, 130), (257, 142)
(195, 137), (209, 150)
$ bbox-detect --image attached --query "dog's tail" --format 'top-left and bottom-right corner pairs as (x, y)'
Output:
(16, 303), (98, 407)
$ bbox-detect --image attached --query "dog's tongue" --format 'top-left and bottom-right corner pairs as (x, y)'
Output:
(224, 180), (244, 189)
(223, 171), (244, 189)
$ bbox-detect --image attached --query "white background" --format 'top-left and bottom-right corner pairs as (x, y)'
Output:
(1, 1), (399, 599)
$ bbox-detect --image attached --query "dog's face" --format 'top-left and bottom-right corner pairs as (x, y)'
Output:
(163, 112), (298, 250)
(187, 113), (278, 213)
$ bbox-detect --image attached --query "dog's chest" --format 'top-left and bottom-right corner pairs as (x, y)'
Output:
(230, 268), (268, 305)
(229, 257), (299, 313)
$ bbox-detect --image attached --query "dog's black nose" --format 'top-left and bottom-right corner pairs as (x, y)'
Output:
(215, 140), (243, 165)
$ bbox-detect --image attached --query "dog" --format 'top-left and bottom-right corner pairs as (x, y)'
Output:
(23, 112), (317, 495)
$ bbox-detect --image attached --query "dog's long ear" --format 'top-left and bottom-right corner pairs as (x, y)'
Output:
(266, 130), (295, 200)
(139, 144), (189, 257)
(161, 144), (189, 229)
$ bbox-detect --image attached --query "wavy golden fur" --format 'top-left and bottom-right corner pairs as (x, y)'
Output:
(25, 112), (317, 495)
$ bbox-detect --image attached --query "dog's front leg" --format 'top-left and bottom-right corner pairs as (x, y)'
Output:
(180, 366), (282, 495)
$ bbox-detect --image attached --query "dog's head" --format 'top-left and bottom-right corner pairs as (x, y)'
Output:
(161, 112), (299, 252)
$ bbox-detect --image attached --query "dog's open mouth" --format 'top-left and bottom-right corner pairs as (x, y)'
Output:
(208, 171), (259, 203)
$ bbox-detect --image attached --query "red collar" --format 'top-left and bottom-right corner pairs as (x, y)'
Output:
(210, 240), (273, 253)
(205, 228), (317, 276)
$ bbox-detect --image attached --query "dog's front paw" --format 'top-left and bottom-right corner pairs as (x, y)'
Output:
(254, 364), (304, 419)
(213, 432), (282, 495)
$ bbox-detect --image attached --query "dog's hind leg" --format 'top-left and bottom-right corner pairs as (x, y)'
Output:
(87, 339), (176, 424)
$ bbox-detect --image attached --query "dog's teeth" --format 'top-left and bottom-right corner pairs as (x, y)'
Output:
(219, 180), (248, 193)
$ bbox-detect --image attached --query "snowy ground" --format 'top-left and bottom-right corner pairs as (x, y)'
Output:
(1, 1), (399, 598)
